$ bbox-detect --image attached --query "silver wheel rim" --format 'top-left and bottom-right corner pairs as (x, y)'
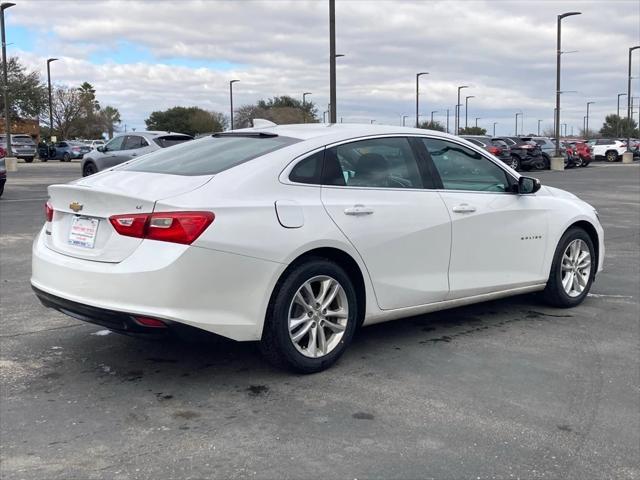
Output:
(561, 239), (591, 297)
(288, 275), (348, 358)
(511, 159), (518, 169)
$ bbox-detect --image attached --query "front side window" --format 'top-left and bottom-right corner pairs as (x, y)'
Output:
(423, 138), (512, 192)
(105, 136), (125, 152)
(123, 135), (148, 150)
(324, 137), (424, 189)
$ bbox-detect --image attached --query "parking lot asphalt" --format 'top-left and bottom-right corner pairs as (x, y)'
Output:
(1, 161), (639, 480)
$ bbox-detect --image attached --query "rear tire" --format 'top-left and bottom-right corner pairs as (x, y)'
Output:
(23, 157), (34, 163)
(605, 150), (618, 162)
(259, 258), (358, 373)
(509, 156), (521, 171)
(82, 163), (97, 176)
(63, 153), (71, 162)
(542, 227), (595, 308)
(573, 156), (584, 167)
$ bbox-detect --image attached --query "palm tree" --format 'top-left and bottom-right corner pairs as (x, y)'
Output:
(101, 106), (121, 139)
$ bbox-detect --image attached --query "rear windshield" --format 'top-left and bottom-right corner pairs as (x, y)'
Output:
(152, 135), (194, 148)
(122, 134), (299, 176)
(12, 136), (35, 145)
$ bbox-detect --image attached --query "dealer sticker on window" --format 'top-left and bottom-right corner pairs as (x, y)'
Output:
(68, 216), (99, 249)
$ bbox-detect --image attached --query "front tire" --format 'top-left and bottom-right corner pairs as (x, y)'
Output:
(23, 157), (34, 163)
(542, 227), (595, 308)
(260, 258), (358, 373)
(573, 156), (584, 167)
(63, 153), (71, 162)
(509, 156), (521, 171)
(82, 163), (97, 176)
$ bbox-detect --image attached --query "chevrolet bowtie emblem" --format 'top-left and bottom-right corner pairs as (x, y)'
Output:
(69, 202), (83, 213)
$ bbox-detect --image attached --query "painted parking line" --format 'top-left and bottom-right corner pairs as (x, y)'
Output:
(0, 198), (49, 203)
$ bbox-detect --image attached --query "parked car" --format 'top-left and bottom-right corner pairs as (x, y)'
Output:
(0, 134), (37, 163)
(0, 146), (6, 197)
(32, 124), (604, 373)
(85, 139), (105, 150)
(81, 131), (193, 176)
(461, 136), (512, 166)
(564, 141), (592, 167)
(497, 136), (546, 170)
(589, 139), (628, 162)
(47, 141), (92, 162)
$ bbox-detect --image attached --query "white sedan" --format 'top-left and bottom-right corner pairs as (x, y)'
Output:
(32, 124), (604, 373)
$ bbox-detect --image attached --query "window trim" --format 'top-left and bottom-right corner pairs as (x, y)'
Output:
(418, 135), (520, 194)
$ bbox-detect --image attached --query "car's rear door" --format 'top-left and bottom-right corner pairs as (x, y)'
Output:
(320, 136), (451, 310)
(420, 136), (549, 299)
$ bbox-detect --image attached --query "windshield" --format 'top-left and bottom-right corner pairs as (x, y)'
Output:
(122, 134), (300, 176)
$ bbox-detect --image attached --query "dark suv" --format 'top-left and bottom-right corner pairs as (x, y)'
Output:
(461, 136), (513, 167)
(497, 137), (546, 171)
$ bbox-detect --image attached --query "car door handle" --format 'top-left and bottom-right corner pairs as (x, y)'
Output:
(344, 205), (374, 216)
(452, 204), (476, 213)
(131, 153), (137, 157)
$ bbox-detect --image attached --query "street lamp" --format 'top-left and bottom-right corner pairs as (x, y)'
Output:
(493, 122), (498, 137)
(302, 92), (312, 123)
(415, 72), (429, 128)
(329, 0), (336, 123)
(464, 95), (475, 129)
(626, 46), (640, 152)
(554, 11), (582, 157)
(46, 58), (58, 140)
(616, 93), (627, 137)
(515, 112), (522, 136)
(585, 101), (595, 139)
(229, 79), (240, 130)
(537, 119), (543, 136)
(456, 85), (469, 135)
(402, 114), (408, 127)
(446, 109), (450, 133)
(1, 2), (16, 157)
(430, 110), (439, 124)
(323, 110), (329, 123)
(474, 117), (481, 128)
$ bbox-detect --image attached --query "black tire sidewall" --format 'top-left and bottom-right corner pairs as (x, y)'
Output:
(63, 153), (70, 162)
(83, 164), (96, 176)
(548, 228), (595, 307)
(267, 259), (358, 373)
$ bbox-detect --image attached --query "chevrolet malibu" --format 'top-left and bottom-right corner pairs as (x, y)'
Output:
(32, 124), (604, 373)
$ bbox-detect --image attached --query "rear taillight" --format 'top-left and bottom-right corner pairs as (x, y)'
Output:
(487, 146), (501, 155)
(109, 211), (214, 245)
(45, 201), (54, 222)
(521, 144), (534, 149)
(72, 147), (80, 152)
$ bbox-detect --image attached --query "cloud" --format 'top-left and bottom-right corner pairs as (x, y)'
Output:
(7, 0), (640, 135)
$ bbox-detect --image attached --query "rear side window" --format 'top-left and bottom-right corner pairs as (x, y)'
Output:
(153, 135), (193, 148)
(324, 137), (424, 189)
(289, 151), (323, 184)
(123, 135), (299, 176)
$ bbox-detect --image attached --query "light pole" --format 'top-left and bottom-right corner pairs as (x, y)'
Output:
(515, 112), (522, 136)
(415, 72), (429, 128)
(1, 2), (15, 157)
(430, 110), (438, 124)
(585, 101), (595, 139)
(229, 79), (239, 130)
(402, 115), (408, 126)
(537, 119), (542, 136)
(329, 0), (336, 123)
(302, 92), (312, 123)
(46, 58), (58, 140)
(616, 93), (627, 138)
(555, 11), (581, 157)
(626, 46), (640, 152)
(456, 85), (469, 135)
(474, 117), (481, 128)
(493, 122), (498, 137)
(323, 110), (329, 123)
(464, 95), (474, 129)
(561, 123), (567, 137)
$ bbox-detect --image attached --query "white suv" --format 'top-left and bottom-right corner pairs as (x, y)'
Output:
(589, 139), (627, 162)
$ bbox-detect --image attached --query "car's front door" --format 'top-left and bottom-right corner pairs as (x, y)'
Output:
(119, 135), (154, 163)
(421, 137), (549, 299)
(100, 135), (126, 168)
(320, 136), (451, 310)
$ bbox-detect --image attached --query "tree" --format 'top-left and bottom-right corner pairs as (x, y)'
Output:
(0, 57), (47, 120)
(599, 114), (638, 138)
(234, 95), (318, 128)
(145, 106), (227, 136)
(75, 82), (103, 138)
(417, 120), (446, 132)
(458, 126), (487, 135)
(49, 86), (84, 140)
(101, 106), (121, 139)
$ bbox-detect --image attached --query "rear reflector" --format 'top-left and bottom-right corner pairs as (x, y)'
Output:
(45, 201), (54, 222)
(109, 211), (214, 245)
(134, 316), (167, 328)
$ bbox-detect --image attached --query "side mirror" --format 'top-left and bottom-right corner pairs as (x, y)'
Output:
(97, 146), (106, 153)
(518, 176), (541, 194)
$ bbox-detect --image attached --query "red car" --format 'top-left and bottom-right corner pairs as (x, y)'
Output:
(563, 141), (592, 167)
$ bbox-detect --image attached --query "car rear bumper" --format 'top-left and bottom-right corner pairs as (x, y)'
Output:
(31, 227), (286, 341)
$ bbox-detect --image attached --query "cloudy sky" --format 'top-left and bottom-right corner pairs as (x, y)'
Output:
(6, 0), (640, 136)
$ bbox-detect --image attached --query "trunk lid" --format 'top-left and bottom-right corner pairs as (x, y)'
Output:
(45, 171), (212, 263)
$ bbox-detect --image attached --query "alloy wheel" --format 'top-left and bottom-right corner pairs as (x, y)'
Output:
(605, 151), (617, 162)
(288, 275), (348, 358)
(561, 239), (591, 297)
